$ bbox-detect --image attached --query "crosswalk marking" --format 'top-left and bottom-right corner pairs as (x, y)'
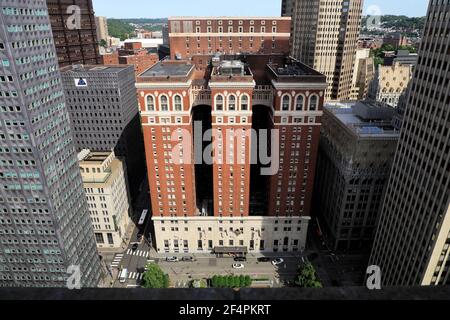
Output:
(111, 254), (124, 268)
(128, 272), (144, 280)
(125, 249), (149, 258)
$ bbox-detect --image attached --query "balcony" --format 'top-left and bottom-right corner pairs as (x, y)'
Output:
(252, 85), (273, 106)
(190, 86), (211, 107)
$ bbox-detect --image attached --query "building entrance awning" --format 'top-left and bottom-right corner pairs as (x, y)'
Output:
(213, 246), (248, 254)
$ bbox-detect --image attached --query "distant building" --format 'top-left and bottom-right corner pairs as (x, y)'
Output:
(95, 16), (109, 42)
(122, 38), (163, 49)
(350, 49), (375, 101)
(358, 37), (383, 50)
(162, 24), (169, 45)
(168, 17), (291, 59)
(79, 150), (132, 249)
(60, 65), (146, 200)
(315, 102), (400, 251)
(288, 0), (364, 101)
(101, 51), (120, 64)
(383, 32), (409, 49)
(369, 60), (414, 107)
(108, 36), (121, 47)
(281, 0), (294, 17)
(118, 42), (159, 76)
(46, 0), (101, 67)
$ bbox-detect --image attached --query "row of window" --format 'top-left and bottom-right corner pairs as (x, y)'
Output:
(281, 94), (319, 111)
(193, 25), (279, 34)
(144, 93), (319, 112)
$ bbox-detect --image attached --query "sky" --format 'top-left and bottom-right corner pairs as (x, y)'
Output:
(92, 0), (430, 19)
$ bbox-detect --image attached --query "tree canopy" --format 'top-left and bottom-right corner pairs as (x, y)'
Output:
(107, 19), (135, 41)
(142, 264), (170, 288)
(295, 262), (323, 288)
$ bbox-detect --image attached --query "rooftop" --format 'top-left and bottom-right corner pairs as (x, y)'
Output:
(325, 101), (400, 139)
(60, 65), (131, 74)
(139, 61), (194, 78)
(268, 57), (324, 77)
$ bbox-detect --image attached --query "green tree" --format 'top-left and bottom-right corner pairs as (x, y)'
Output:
(107, 19), (135, 41)
(398, 45), (417, 53)
(295, 263), (322, 288)
(244, 276), (252, 287)
(99, 39), (107, 48)
(239, 275), (245, 288)
(142, 263), (169, 288)
(217, 276), (225, 288)
(211, 276), (218, 288)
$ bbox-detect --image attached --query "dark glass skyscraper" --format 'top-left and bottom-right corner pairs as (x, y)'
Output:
(0, 0), (101, 287)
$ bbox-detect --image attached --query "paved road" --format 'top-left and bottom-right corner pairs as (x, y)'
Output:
(155, 254), (305, 288)
(111, 178), (153, 288)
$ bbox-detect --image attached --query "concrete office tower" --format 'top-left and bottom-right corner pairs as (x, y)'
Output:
(289, 0), (364, 101)
(60, 65), (146, 200)
(95, 16), (108, 43)
(315, 102), (399, 252)
(168, 17), (291, 60)
(0, 0), (101, 287)
(137, 54), (326, 254)
(350, 49), (375, 101)
(370, 1), (450, 286)
(78, 150), (131, 250)
(46, 0), (101, 67)
(281, 0), (295, 17)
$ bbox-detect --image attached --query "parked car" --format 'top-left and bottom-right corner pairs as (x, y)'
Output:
(234, 257), (247, 262)
(272, 258), (285, 266)
(232, 263), (245, 269)
(182, 256), (194, 262)
(166, 256), (179, 262)
(257, 257), (271, 263)
(131, 243), (139, 251)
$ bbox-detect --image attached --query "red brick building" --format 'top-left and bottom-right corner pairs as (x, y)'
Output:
(101, 52), (120, 65)
(101, 42), (159, 77)
(168, 17), (291, 59)
(137, 54), (327, 254)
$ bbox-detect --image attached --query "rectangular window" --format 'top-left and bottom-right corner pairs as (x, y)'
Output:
(107, 233), (114, 245)
(95, 233), (104, 244)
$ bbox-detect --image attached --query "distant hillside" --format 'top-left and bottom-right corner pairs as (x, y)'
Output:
(107, 19), (135, 40)
(117, 18), (168, 25)
(362, 15), (426, 36)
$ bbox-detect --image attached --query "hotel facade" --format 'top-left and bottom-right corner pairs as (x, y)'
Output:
(137, 53), (326, 254)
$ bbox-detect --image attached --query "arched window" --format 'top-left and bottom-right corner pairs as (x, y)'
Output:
(228, 95), (236, 111)
(282, 95), (290, 111)
(295, 95), (304, 111)
(215, 94), (224, 111)
(146, 95), (155, 111)
(174, 95), (183, 111)
(309, 95), (318, 111)
(241, 95), (249, 111)
(160, 95), (169, 111)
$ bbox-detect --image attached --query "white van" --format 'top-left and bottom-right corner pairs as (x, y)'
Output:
(119, 269), (128, 283)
